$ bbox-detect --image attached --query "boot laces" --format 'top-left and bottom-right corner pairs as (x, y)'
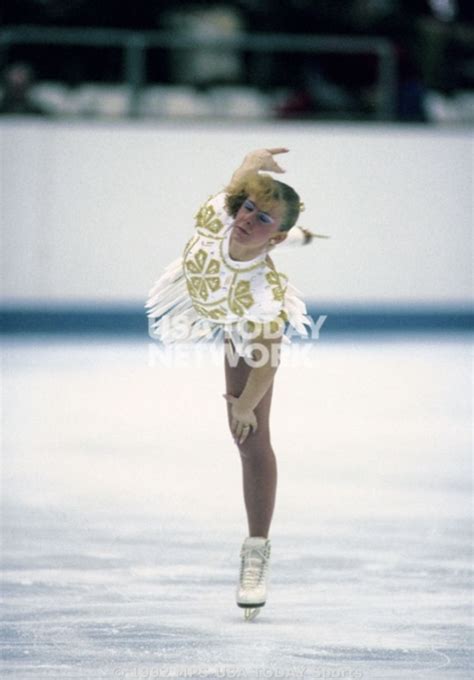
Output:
(240, 545), (270, 587)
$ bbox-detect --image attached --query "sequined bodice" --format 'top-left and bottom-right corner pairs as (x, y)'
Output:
(182, 193), (288, 324)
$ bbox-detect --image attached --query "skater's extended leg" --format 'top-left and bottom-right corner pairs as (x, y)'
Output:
(224, 342), (278, 539)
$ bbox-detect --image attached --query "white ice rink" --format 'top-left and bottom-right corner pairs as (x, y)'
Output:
(1, 335), (472, 679)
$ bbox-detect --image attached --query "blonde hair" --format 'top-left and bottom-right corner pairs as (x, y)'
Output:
(225, 174), (300, 232)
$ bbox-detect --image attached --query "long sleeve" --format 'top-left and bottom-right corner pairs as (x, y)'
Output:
(279, 226), (311, 249)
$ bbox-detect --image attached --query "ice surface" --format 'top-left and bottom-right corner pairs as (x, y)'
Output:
(1, 336), (472, 679)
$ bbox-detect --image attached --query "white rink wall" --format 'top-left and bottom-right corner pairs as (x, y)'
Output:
(1, 118), (471, 306)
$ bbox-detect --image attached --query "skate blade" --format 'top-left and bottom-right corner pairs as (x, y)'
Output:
(244, 607), (260, 621)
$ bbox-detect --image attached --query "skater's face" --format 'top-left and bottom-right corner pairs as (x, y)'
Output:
(232, 196), (286, 251)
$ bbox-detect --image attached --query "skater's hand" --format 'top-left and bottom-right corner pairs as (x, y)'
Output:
(223, 394), (258, 445)
(230, 148), (288, 186)
(244, 148), (288, 174)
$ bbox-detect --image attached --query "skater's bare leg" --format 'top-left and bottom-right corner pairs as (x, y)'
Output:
(238, 388), (277, 538)
(224, 342), (277, 539)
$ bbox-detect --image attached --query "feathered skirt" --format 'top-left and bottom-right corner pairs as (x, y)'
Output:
(145, 256), (313, 359)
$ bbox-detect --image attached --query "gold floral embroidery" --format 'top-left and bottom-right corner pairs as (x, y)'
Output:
(194, 304), (227, 320)
(229, 279), (255, 317)
(184, 249), (221, 301)
(265, 270), (287, 302)
(194, 202), (224, 235)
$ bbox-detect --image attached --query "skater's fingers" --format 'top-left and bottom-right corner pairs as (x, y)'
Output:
(266, 147), (289, 155)
(269, 160), (285, 173)
(232, 417), (253, 444)
(238, 421), (249, 439)
(239, 430), (249, 445)
(231, 416), (239, 436)
(234, 422), (243, 440)
(234, 419), (244, 438)
(239, 424), (252, 445)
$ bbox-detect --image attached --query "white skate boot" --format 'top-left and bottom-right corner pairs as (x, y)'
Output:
(236, 536), (271, 621)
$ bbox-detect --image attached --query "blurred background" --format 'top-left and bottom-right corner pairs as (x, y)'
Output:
(1, 0), (474, 122)
(0, 0), (473, 331)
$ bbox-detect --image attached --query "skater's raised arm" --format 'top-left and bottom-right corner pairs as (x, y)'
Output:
(227, 149), (330, 247)
(229, 148), (289, 187)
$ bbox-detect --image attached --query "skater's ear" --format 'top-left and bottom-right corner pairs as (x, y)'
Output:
(268, 232), (287, 248)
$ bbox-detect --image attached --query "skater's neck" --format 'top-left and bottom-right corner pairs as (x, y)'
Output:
(228, 233), (266, 262)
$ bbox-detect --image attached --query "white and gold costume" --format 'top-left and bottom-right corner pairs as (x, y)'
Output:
(145, 192), (312, 358)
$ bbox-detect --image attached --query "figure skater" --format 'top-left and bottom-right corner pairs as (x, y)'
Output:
(145, 148), (327, 620)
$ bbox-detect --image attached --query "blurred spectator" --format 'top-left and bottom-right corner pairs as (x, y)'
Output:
(275, 0), (430, 121)
(0, 63), (48, 115)
(160, 4), (245, 87)
(417, 0), (474, 93)
(1, 1), (472, 122)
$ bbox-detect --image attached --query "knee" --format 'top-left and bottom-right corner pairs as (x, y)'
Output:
(235, 431), (273, 459)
